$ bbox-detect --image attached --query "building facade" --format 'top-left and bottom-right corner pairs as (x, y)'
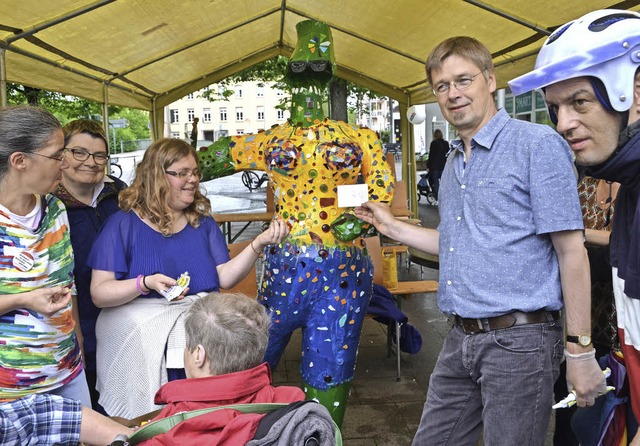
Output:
(165, 82), (290, 144)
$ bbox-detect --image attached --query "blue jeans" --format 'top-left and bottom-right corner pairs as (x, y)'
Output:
(412, 320), (563, 445)
(49, 368), (92, 407)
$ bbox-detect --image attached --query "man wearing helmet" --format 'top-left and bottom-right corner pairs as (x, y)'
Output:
(356, 35), (605, 445)
(510, 9), (640, 445)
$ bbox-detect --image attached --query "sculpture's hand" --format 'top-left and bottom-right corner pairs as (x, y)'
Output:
(197, 137), (235, 181)
(330, 209), (372, 242)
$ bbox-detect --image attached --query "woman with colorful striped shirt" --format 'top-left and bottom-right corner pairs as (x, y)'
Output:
(0, 106), (90, 406)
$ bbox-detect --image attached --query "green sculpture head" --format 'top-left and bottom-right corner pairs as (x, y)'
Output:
(286, 20), (335, 86)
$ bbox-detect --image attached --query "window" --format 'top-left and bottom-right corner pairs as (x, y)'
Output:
(257, 106), (265, 121)
(170, 109), (179, 123)
(277, 109), (285, 120)
(203, 108), (211, 123)
(187, 108), (195, 122)
(220, 108), (227, 122)
(171, 132), (180, 138)
(236, 129), (245, 135)
(186, 93), (194, 100)
(235, 86), (243, 98)
(236, 107), (244, 121)
(276, 90), (284, 96)
(257, 86), (264, 97)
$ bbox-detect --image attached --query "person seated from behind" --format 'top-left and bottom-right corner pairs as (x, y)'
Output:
(138, 292), (305, 445)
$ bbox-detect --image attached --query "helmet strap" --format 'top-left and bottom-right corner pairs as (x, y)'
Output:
(589, 77), (613, 111)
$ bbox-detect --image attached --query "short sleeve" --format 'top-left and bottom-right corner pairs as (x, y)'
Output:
(87, 211), (131, 277)
(529, 133), (583, 234)
(206, 216), (231, 265)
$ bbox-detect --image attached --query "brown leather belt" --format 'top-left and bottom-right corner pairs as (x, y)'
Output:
(454, 310), (561, 334)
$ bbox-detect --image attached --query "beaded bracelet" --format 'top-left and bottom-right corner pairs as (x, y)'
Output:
(136, 274), (150, 295)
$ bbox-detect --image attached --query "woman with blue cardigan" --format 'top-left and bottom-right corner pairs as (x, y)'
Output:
(54, 119), (126, 411)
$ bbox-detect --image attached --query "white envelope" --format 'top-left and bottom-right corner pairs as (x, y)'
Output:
(337, 184), (369, 208)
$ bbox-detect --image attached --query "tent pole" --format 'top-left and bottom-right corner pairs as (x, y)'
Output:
(102, 83), (110, 149)
(399, 100), (417, 216)
(151, 97), (158, 141)
(151, 97), (165, 141)
(0, 49), (7, 107)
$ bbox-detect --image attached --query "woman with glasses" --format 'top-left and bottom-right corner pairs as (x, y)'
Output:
(53, 119), (127, 412)
(0, 106), (90, 406)
(86, 138), (288, 418)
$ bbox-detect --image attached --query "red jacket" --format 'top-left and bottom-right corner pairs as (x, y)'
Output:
(140, 363), (304, 445)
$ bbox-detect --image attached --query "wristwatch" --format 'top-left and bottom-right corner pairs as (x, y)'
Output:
(109, 434), (130, 446)
(566, 334), (592, 347)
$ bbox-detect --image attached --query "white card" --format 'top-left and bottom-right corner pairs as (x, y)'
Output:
(337, 184), (368, 208)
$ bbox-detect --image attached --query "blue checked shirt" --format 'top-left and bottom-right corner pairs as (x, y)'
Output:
(0, 394), (82, 445)
(437, 109), (583, 318)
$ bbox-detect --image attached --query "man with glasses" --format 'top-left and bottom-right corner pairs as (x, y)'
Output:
(355, 36), (604, 444)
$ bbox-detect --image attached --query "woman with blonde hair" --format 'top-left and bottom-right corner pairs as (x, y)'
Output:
(88, 138), (287, 417)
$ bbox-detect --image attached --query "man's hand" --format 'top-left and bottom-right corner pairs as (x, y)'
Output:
(565, 349), (607, 407)
(354, 201), (397, 238)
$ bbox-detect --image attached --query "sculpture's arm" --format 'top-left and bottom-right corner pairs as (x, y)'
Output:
(197, 132), (268, 181)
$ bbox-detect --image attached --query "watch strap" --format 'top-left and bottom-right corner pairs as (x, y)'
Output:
(566, 334), (592, 346)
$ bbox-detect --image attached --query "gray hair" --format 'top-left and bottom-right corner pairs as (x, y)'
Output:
(185, 292), (271, 376)
(0, 106), (61, 179)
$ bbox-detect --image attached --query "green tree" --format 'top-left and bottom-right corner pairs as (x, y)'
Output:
(8, 83), (150, 152)
(200, 56), (383, 124)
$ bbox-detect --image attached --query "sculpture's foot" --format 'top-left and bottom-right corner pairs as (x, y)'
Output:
(303, 380), (351, 428)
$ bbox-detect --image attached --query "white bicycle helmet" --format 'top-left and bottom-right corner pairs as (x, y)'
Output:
(509, 9), (640, 112)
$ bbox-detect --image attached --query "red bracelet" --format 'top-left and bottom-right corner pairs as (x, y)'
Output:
(136, 274), (150, 295)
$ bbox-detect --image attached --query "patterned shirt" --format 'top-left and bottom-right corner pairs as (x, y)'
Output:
(0, 195), (81, 401)
(438, 109), (583, 318)
(577, 176), (615, 231)
(0, 394), (81, 445)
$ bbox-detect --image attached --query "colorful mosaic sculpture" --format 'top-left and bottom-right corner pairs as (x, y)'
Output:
(197, 19), (394, 426)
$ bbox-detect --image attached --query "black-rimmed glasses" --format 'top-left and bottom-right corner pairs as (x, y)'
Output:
(67, 148), (109, 165)
(433, 71), (484, 96)
(165, 169), (203, 181)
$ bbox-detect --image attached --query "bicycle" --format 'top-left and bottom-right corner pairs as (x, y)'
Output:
(417, 172), (437, 206)
(109, 158), (123, 179)
(241, 170), (268, 192)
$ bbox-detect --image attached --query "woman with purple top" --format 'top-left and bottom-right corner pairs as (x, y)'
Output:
(87, 138), (288, 417)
